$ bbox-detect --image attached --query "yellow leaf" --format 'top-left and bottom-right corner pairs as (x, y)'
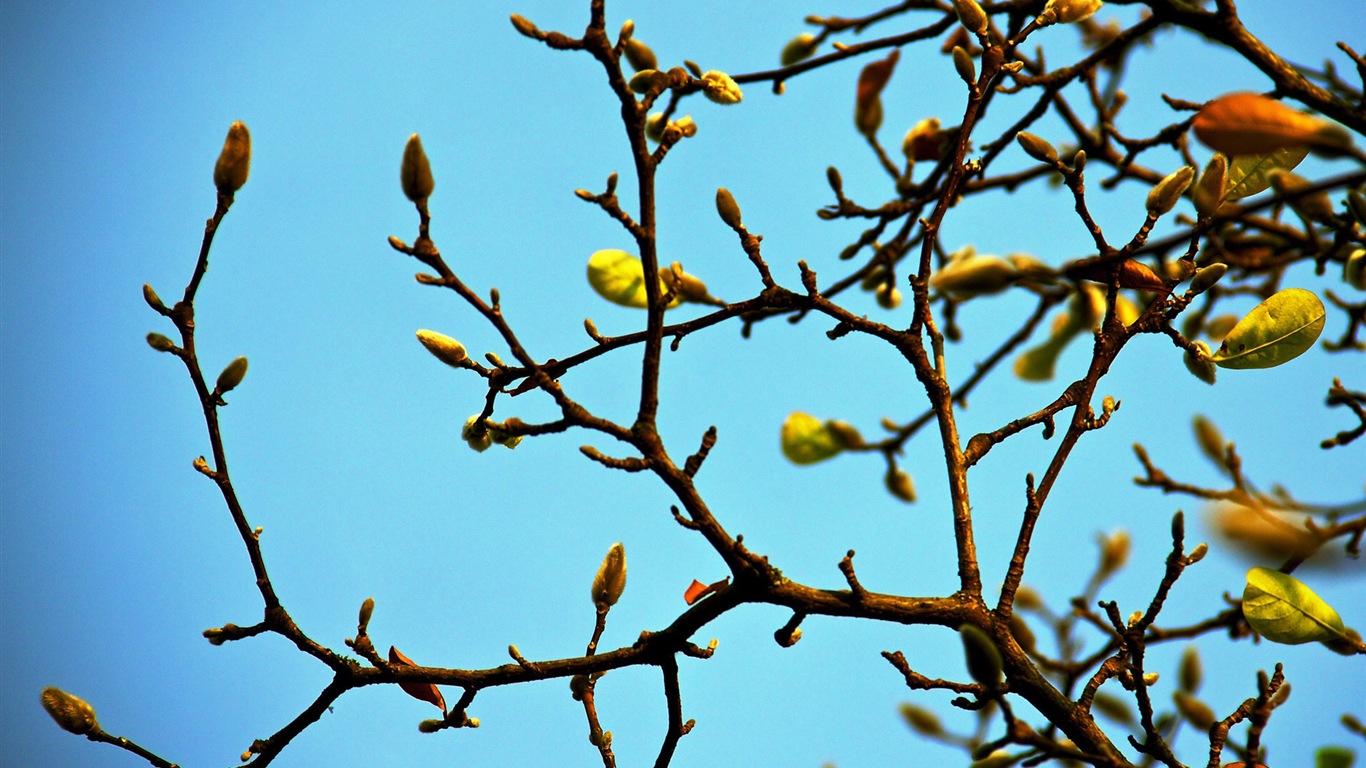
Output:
(586, 249), (681, 309)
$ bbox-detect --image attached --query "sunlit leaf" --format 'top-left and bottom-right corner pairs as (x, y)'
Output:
(1242, 567), (1346, 645)
(1211, 288), (1324, 369)
(1192, 92), (1348, 156)
(388, 646), (447, 711)
(780, 412), (845, 465)
(1223, 146), (1310, 202)
(586, 249), (680, 309)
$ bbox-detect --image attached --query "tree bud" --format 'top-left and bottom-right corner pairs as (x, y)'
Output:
(898, 703), (943, 735)
(1192, 154), (1227, 216)
(876, 283), (902, 309)
(1146, 166), (1195, 215)
(143, 283), (166, 313)
(462, 416), (492, 452)
(1016, 132), (1058, 164)
(952, 0), (989, 34)
(215, 356), (249, 393)
(1346, 248), (1366, 291)
(628, 69), (665, 94)
(700, 70), (743, 104)
(40, 687), (98, 735)
(1010, 613), (1037, 654)
(826, 166), (843, 194)
(781, 33), (819, 66)
(885, 468), (917, 503)
(622, 37), (657, 72)
(509, 14), (540, 39)
(416, 329), (468, 367)
(673, 115), (698, 138)
(146, 332), (176, 352)
(1184, 342), (1217, 385)
(400, 134), (435, 203)
(1098, 530), (1130, 576)
(418, 719), (443, 733)
(645, 113), (666, 142)
(1192, 414), (1225, 466)
(1014, 585), (1043, 610)
(591, 542), (627, 609)
(715, 187), (743, 228)
(1178, 645), (1203, 693)
(959, 624), (1003, 691)
(952, 46), (976, 86)
(1037, 0), (1104, 26)
(213, 121), (251, 196)
(358, 597), (375, 629)
(1187, 263), (1227, 296)
(1173, 691), (1216, 729)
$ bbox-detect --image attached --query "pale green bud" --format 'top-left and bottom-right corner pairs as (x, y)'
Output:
(1192, 154), (1227, 216)
(1146, 166), (1195, 215)
(358, 597), (375, 629)
(400, 134), (435, 202)
(780, 33), (819, 66)
(1345, 248), (1366, 290)
(1184, 341), (1217, 385)
(146, 332), (176, 352)
(215, 356), (249, 393)
(1173, 691), (1215, 729)
(1038, 0), (1104, 26)
(898, 703), (943, 735)
(40, 687), (98, 735)
(645, 113), (666, 142)
(1016, 132), (1058, 164)
(1187, 263), (1227, 295)
(885, 468), (917, 503)
(952, 46), (976, 86)
(628, 69), (665, 94)
(591, 542), (627, 609)
(700, 70), (743, 105)
(462, 416), (492, 452)
(416, 329), (468, 367)
(622, 37), (657, 72)
(959, 624), (1003, 691)
(952, 0), (989, 34)
(1178, 645), (1203, 693)
(143, 283), (165, 313)
(213, 122), (251, 196)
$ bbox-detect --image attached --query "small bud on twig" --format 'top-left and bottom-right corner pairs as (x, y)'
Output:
(146, 332), (176, 353)
(215, 356), (249, 394)
(715, 187), (743, 229)
(400, 134), (435, 203)
(592, 542), (628, 609)
(213, 122), (251, 196)
(40, 687), (99, 735)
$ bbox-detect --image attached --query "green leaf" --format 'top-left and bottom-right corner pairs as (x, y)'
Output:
(1222, 146), (1310, 202)
(1316, 746), (1356, 768)
(586, 249), (679, 309)
(1211, 288), (1325, 369)
(780, 412), (844, 465)
(1242, 567), (1347, 645)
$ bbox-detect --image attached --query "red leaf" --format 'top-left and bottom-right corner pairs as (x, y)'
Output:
(389, 645), (447, 712)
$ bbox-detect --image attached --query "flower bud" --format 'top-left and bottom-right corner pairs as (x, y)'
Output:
(1187, 263), (1227, 296)
(780, 33), (819, 66)
(876, 283), (902, 309)
(1346, 248), (1366, 291)
(1186, 542), (1208, 563)
(622, 37), (657, 72)
(645, 113), (666, 142)
(1098, 530), (1130, 576)
(1173, 691), (1216, 729)
(419, 719), (444, 733)
(1142, 672), (1160, 686)
(824, 420), (863, 449)
(628, 69), (664, 94)
(1184, 341), (1217, 385)
(1016, 132), (1058, 163)
(1146, 166), (1195, 216)
(1013, 584), (1043, 610)
(358, 597), (375, 629)
(592, 542), (627, 609)
(462, 416), (492, 452)
(700, 70), (743, 105)
(215, 356), (249, 393)
(213, 121), (251, 196)
(673, 115), (698, 138)
(40, 687), (98, 735)
(952, 0), (989, 34)
(509, 14), (540, 39)
(1192, 414), (1225, 466)
(400, 134), (435, 203)
(1010, 613), (1037, 654)
(898, 703), (943, 735)
(885, 468), (917, 503)
(952, 46), (976, 86)
(146, 332), (176, 352)
(826, 166), (843, 194)
(715, 187), (743, 229)
(1037, 0), (1104, 26)
(416, 329), (468, 367)
(1092, 692), (1136, 724)
(959, 624), (1003, 691)
(1178, 645), (1203, 693)
(143, 283), (166, 313)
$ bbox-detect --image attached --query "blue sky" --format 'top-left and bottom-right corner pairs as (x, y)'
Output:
(3, 2), (1364, 766)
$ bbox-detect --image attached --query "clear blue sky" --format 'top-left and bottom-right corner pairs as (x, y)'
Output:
(3, 2), (1363, 766)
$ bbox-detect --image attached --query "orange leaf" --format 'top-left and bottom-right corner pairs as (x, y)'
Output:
(389, 646), (447, 712)
(1192, 92), (1343, 157)
(683, 577), (730, 605)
